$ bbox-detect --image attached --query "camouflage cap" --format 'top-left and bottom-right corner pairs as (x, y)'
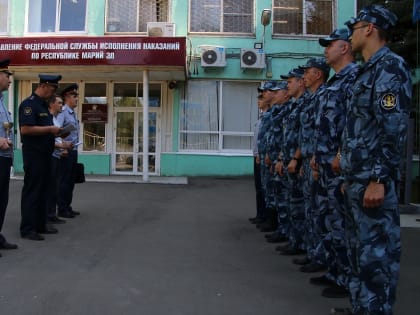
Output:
(280, 68), (304, 79)
(268, 81), (288, 91)
(257, 80), (282, 92)
(299, 57), (331, 75)
(345, 5), (398, 32)
(319, 28), (351, 47)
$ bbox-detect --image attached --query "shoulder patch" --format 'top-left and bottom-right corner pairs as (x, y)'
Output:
(381, 93), (397, 110)
(24, 107), (32, 115)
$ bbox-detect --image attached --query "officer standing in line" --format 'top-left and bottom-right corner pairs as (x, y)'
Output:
(19, 74), (62, 240)
(297, 58), (330, 273)
(256, 81), (280, 233)
(0, 59), (18, 254)
(57, 84), (80, 219)
(331, 5), (412, 315)
(276, 68), (308, 255)
(46, 95), (73, 225)
(249, 90), (269, 224)
(309, 28), (359, 299)
(265, 81), (291, 243)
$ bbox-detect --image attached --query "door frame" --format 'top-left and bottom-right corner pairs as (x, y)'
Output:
(111, 107), (161, 175)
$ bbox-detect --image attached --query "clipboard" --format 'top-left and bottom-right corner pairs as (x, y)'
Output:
(57, 124), (76, 137)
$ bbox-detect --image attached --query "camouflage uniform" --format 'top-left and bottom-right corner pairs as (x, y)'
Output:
(267, 98), (291, 237)
(313, 62), (359, 288)
(299, 83), (327, 264)
(281, 91), (309, 250)
(257, 107), (273, 218)
(341, 6), (412, 314)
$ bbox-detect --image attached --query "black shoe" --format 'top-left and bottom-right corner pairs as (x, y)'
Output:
(251, 217), (265, 224)
(70, 210), (80, 216)
(299, 262), (327, 273)
(0, 241), (18, 250)
(292, 256), (310, 265)
(259, 225), (277, 232)
(37, 226), (58, 234)
(280, 247), (306, 256)
(48, 216), (66, 224)
(310, 274), (335, 286)
(21, 232), (45, 241)
(265, 232), (278, 239)
(267, 234), (288, 243)
(275, 243), (291, 252)
(58, 211), (75, 218)
(322, 285), (349, 298)
(330, 307), (353, 314)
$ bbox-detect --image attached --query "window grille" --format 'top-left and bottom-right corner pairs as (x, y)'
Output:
(107, 0), (169, 33)
(272, 0), (334, 36)
(190, 0), (254, 34)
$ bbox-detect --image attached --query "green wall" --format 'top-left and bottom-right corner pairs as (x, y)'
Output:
(161, 153), (252, 176)
(12, 149), (111, 176)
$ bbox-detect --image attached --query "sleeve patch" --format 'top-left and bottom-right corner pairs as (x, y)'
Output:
(380, 93), (397, 110)
(23, 107), (32, 115)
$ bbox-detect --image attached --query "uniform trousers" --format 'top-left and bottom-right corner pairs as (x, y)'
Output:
(253, 157), (266, 219)
(317, 162), (349, 287)
(0, 156), (12, 243)
(345, 180), (400, 315)
(57, 150), (77, 214)
(46, 156), (61, 220)
(286, 165), (305, 250)
(20, 149), (51, 235)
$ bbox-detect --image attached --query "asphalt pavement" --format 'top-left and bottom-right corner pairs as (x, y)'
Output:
(1, 177), (419, 315)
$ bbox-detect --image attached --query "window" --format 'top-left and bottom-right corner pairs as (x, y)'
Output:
(190, 0), (254, 34)
(27, 0), (87, 33)
(272, 0), (334, 36)
(106, 0), (169, 33)
(83, 83), (107, 152)
(0, 0), (9, 34)
(179, 81), (259, 152)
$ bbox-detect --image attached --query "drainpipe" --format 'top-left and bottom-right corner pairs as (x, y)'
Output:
(142, 70), (149, 182)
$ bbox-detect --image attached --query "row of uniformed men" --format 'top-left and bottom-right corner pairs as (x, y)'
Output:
(0, 63), (81, 253)
(250, 5), (411, 315)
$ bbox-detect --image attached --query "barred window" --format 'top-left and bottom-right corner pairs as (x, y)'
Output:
(179, 81), (259, 152)
(190, 0), (254, 34)
(106, 0), (169, 33)
(272, 0), (334, 36)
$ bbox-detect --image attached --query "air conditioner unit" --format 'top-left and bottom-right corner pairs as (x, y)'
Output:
(147, 22), (175, 37)
(240, 48), (266, 69)
(199, 45), (227, 67)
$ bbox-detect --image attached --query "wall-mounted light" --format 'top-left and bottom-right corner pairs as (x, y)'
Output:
(260, 9), (272, 49)
(261, 9), (271, 26)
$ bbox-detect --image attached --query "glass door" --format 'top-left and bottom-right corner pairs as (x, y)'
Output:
(112, 82), (161, 175)
(113, 109), (160, 175)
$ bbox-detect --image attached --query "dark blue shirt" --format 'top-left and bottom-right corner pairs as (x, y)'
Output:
(19, 92), (54, 154)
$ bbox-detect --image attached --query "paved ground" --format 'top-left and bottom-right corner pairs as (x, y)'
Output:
(1, 177), (419, 315)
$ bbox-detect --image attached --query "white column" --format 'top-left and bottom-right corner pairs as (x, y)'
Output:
(142, 70), (149, 182)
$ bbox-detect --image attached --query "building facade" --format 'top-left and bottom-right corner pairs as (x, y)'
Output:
(1, 0), (366, 177)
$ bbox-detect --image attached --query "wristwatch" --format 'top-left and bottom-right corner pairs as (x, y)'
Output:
(371, 176), (383, 184)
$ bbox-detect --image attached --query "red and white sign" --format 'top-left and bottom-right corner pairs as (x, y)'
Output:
(0, 36), (186, 67)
